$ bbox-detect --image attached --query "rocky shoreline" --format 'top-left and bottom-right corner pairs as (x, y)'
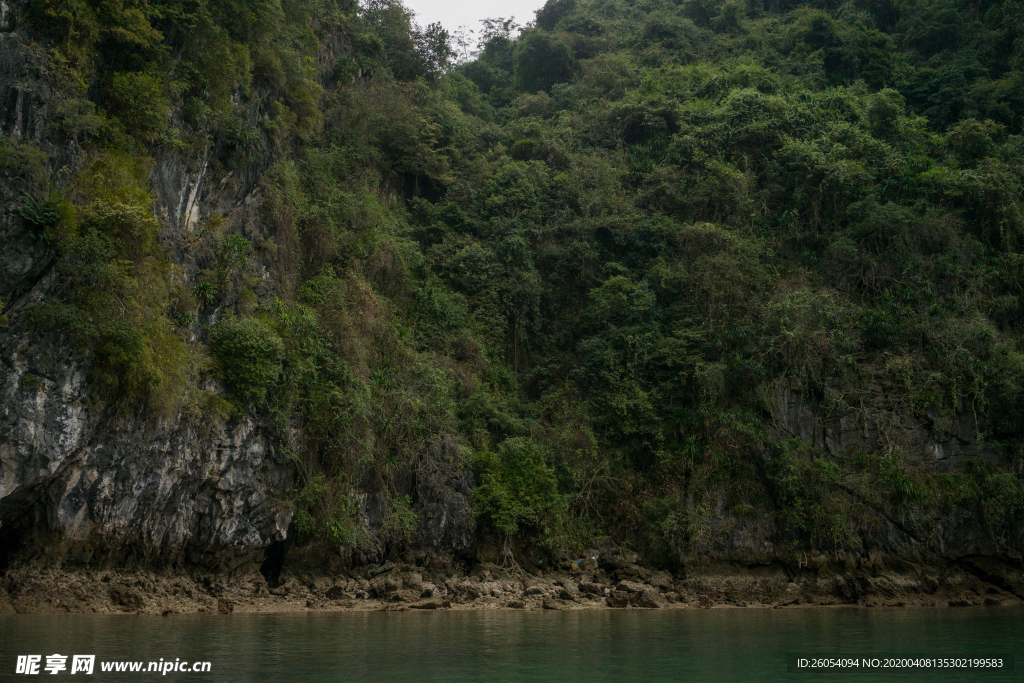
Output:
(3, 554), (1022, 615)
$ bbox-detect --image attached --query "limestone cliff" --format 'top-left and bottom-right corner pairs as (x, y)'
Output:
(0, 2), (482, 575)
(0, 0), (1022, 595)
(0, 19), (291, 572)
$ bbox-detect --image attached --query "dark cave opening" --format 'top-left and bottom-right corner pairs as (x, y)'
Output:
(259, 539), (289, 588)
(0, 511), (28, 574)
(0, 486), (46, 574)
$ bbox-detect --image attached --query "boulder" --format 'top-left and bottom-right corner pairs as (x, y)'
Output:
(615, 566), (640, 580)
(370, 574), (402, 597)
(600, 551), (639, 569)
(648, 571), (673, 589)
(402, 572), (423, 592)
(325, 585), (351, 600)
(606, 590), (631, 608)
(460, 582), (482, 600)
(542, 597), (563, 610)
(469, 564), (494, 581)
(635, 591), (665, 609)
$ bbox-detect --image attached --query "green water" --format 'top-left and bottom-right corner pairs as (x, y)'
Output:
(1, 608), (1020, 682)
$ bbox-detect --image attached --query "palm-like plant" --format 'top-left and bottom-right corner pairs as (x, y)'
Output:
(193, 281), (216, 309)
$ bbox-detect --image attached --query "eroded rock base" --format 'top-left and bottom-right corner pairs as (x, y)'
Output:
(2, 556), (1021, 614)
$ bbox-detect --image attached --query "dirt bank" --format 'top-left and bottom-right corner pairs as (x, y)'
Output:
(2, 554), (1021, 614)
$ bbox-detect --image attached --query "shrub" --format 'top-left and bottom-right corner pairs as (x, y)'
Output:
(412, 281), (468, 341)
(92, 318), (191, 415)
(104, 71), (169, 137)
(16, 194), (61, 238)
(210, 316), (284, 406)
(193, 281), (217, 308)
(380, 495), (418, 546)
(473, 438), (568, 542)
(293, 474), (367, 548)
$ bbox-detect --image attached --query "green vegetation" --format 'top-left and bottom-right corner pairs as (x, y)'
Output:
(25, 150), (195, 415)
(6, 0), (1024, 561)
(210, 316), (284, 407)
(474, 439), (568, 541)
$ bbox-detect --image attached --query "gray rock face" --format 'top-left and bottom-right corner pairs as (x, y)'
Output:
(0, 32), (49, 149)
(772, 383), (987, 469)
(605, 590), (630, 608)
(0, 344), (295, 569)
(768, 383), (1024, 559)
(413, 435), (476, 553)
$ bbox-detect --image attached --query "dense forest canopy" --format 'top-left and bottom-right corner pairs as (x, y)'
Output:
(5, 0), (1024, 564)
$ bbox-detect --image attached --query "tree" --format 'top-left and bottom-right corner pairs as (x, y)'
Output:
(513, 31), (577, 93)
(413, 21), (454, 78)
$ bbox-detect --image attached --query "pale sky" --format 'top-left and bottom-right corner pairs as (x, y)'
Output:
(403, 0), (545, 35)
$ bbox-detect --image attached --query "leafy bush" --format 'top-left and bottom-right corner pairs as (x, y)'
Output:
(473, 438), (568, 543)
(412, 281), (468, 341)
(104, 72), (170, 137)
(16, 194), (62, 239)
(293, 474), (367, 548)
(210, 316), (284, 407)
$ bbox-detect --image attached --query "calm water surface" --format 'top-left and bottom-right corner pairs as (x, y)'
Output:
(1, 608), (1021, 682)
